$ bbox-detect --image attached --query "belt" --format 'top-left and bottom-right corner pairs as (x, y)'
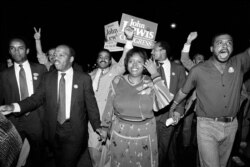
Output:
(213, 117), (235, 123)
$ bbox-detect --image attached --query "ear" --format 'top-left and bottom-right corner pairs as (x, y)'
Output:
(70, 56), (74, 63)
(26, 48), (30, 55)
(210, 46), (213, 52)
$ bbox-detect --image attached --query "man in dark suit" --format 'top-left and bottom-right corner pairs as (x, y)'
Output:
(151, 41), (186, 167)
(0, 37), (47, 167)
(0, 44), (104, 167)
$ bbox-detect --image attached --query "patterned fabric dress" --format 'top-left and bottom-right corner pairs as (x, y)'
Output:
(0, 112), (22, 167)
(102, 75), (173, 167)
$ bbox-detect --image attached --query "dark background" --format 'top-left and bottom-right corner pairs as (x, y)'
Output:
(1, 0), (250, 71)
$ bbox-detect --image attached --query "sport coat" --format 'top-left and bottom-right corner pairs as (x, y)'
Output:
(155, 61), (186, 124)
(0, 62), (47, 134)
(17, 69), (101, 143)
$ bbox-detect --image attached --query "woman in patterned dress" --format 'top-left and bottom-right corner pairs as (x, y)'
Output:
(101, 48), (173, 167)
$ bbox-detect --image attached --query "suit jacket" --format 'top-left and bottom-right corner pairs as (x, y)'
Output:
(155, 61), (186, 124)
(0, 62), (47, 135)
(17, 69), (101, 144)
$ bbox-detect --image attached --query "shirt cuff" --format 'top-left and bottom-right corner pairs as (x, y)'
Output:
(12, 103), (21, 112)
(125, 40), (133, 50)
(182, 43), (191, 52)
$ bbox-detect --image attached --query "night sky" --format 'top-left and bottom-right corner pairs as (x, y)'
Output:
(1, 0), (250, 71)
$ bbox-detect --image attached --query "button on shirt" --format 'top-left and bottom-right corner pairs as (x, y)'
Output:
(57, 68), (73, 120)
(14, 61), (34, 100)
(182, 49), (250, 118)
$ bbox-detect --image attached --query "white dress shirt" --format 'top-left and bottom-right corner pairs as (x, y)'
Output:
(14, 61), (34, 100)
(159, 58), (171, 89)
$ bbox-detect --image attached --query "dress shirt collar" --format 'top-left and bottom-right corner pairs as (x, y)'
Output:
(159, 58), (170, 65)
(58, 67), (73, 77)
(14, 60), (29, 69)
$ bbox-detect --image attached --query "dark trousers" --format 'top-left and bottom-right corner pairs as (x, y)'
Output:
(156, 121), (175, 167)
(53, 121), (83, 167)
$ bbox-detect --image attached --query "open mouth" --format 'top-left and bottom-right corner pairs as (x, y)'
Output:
(219, 50), (229, 58)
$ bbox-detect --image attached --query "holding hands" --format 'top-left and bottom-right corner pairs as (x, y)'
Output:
(96, 128), (108, 144)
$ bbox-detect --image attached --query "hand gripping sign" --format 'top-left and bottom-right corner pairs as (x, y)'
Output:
(116, 13), (158, 49)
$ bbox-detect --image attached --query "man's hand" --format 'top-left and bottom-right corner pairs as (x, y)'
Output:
(96, 128), (108, 143)
(172, 112), (181, 125)
(187, 31), (198, 44)
(124, 26), (134, 40)
(0, 105), (14, 115)
(34, 27), (41, 40)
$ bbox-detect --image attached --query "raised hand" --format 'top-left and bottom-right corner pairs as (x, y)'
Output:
(124, 26), (134, 40)
(187, 31), (198, 44)
(144, 59), (158, 76)
(34, 27), (41, 40)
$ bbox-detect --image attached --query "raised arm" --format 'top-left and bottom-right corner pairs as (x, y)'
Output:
(34, 27), (49, 67)
(181, 32), (198, 71)
(144, 59), (174, 111)
(34, 27), (43, 55)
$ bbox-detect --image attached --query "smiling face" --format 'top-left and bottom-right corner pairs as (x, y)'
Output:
(9, 39), (29, 64)
(97, 50), (111, 69)
(127, 53), (145, 77)
(54, 45), (74, 72)
(210, 34), (233, 63)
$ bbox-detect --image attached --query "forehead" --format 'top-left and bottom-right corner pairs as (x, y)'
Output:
(195, 55), (204, 59)
(48, 49), (55, 54)
(56, 46), (70, 54)
(9, 39), (25, 47)
(130, 53), (144, 61)
(214, 34), (232, 43)
(98, 51), (110, 57)
(153, 43), (162, 50)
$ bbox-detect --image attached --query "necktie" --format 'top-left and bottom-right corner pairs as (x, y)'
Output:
(19, 64), (29, 100)
(57, 73), (66, 124)
(158, 63), (166, 83)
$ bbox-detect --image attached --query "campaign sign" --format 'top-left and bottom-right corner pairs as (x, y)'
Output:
(104, 21), (123, 52)
(117, 13), (158, 49)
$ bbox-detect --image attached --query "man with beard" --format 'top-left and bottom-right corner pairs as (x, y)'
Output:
(169, 33), (250, 167)
(88, 26), (134, 167)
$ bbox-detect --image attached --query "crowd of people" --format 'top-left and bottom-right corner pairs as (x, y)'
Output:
(0, 25), (250, 167)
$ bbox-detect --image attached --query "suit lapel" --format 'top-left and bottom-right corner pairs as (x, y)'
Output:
(51, 71), (58, 105)
(169, 62), (176, 93)
(9, 67), (20, 100)
(70, 71), (78, 113)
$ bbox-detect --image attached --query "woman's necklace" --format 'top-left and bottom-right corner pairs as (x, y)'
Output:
(127, 75), (143, 85)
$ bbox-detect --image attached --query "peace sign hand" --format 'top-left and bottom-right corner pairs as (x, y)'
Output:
(34, 27), (41, 40)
